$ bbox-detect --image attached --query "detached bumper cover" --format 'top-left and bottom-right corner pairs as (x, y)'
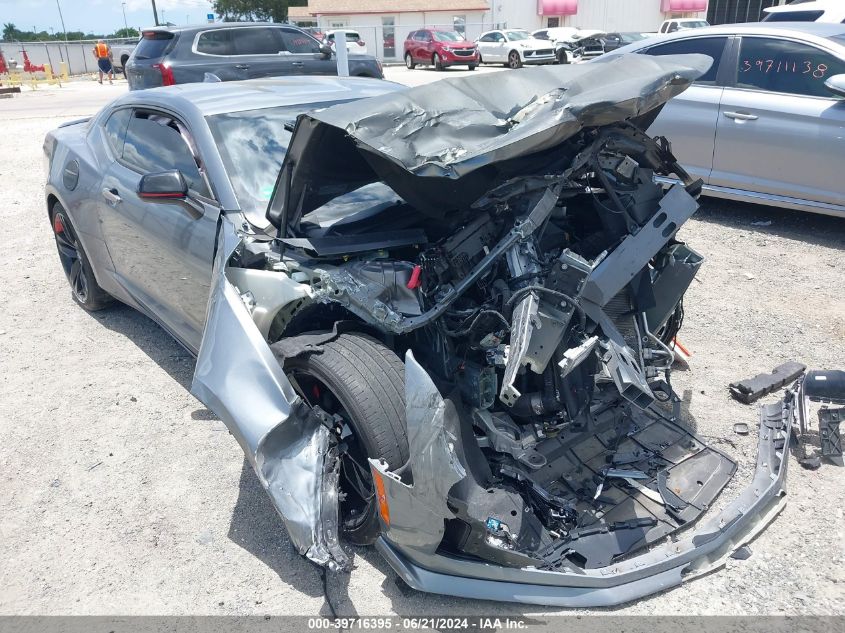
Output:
(375, 395), (793, 607)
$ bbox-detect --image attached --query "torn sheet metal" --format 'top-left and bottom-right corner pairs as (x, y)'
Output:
(375, 395), (790, 607)
(267, 53), (713, 226)
(369, 352), (465, 556)
(191, 216), (348, 569)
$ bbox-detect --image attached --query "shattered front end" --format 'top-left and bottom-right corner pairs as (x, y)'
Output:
(193, 54), (797, 607)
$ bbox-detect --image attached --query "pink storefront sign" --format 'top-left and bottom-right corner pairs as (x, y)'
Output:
(537, 0), (578, 16)
(661, 0), (707, 11)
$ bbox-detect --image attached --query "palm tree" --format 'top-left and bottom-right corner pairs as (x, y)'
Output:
(3, 23), (19, 41)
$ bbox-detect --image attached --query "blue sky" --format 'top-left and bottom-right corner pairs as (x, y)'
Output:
(1, 0), (218, 35)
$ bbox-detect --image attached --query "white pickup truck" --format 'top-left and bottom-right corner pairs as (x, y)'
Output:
(109, 39), (138, 74)
(658, 18), (710, 34)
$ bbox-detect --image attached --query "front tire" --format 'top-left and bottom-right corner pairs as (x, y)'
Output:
(433, 53), (444, 71)
(507, 50), (522, 69)
(284, 332), (409, 545)
(467, 64), (477, 71)
(556, 49), (569, 64)
(404, 53), (416, 69)
(50, 202), (112, 311)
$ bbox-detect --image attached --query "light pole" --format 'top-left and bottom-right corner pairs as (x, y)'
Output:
(122, 2), (128, 30)
(151, 0), (160, 26)
(54, 0), (71, 73)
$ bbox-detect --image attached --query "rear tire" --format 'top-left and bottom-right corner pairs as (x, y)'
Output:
(50, 202), (112, 312)
(404, 53), (416, 69)
(284, 332), (409, 545)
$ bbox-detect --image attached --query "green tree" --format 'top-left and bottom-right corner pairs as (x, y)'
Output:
(3, 22), (20, 41)
(212, 0), (307, 23)
(109, 27), (140, 39)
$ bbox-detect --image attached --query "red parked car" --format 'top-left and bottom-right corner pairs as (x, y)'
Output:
(404, 29), (479, 71)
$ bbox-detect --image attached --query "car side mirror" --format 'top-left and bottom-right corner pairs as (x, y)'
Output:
(138, 170), (188, 200)
(318, 44), (332, 59)
(824, 74), (845, 98)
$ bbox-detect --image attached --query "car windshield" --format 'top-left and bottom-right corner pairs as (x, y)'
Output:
(207, 102), (350, 223)
(432, 31), (465, 42)
(678, 21), (709, 29)
(506, 30), (531, 41)
(621, 32), (648, 43)
(329, 32), (360, 41)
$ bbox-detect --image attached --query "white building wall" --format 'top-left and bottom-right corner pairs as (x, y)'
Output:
(490, 0), (707, 33)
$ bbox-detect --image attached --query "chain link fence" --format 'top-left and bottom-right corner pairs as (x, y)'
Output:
(303, 22), (497, 62)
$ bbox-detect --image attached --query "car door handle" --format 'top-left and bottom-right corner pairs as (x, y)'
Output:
(101, 187), (122, 206)
(291, 61), (304, 67)
(234, 63), (250, 69)
(723, 111), (758, 121)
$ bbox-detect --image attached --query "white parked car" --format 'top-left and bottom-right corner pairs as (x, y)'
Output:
(658, 18), (710, 34)
(324, 30), (368, 55)
(532, 27), (606, 62)
(763, 0), (845, 23)
(475, 29), (556, 68)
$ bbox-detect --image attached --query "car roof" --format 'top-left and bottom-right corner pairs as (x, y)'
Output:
(141, 22), (304, 34)
(111, 76), (406, 118)
(653, 21), (845, 38)
(765, 0), (840, 12)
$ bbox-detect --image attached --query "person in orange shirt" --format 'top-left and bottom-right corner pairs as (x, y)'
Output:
(92, 39), (114, 85)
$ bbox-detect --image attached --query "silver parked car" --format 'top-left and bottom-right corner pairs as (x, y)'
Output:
(44, 59), (810, 606)
(609, 22), (845, 218)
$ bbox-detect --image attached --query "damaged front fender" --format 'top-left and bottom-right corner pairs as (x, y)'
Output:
(190, 216), (349, 570)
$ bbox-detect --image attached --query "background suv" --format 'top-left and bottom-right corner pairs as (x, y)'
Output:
(324, 30), (368, 55)
(403, 29), (479, 70)
(125, 23), (382, 90)
(475, 29), (556, 68)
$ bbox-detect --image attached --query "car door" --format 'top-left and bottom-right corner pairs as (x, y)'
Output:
(98, 108), (219, 351)
(190, 29), (249, 82)
(477, 32), (504, 62)
(277, 27), (334, 75)
(228, 27), (287, 79)
(643, 36), (732, 184)
(412, 31), (430, 62)
(710, 35), (845, 207)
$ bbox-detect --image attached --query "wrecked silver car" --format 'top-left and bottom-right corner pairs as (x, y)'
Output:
(45, 55), (794, 607)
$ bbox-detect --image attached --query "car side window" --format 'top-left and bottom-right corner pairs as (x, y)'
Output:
(644, 37), (728, 85)
(479, 33), (494, 42)
(535, 30), (548, 40)
(102, 108), (132, 158)
(121, 110), (211, 198)
(420, 32), (432, 42)
(230, 28), (282, 55)
(196, 30), (233, 56)
(736, 37), (845, 98)
(495, 32), (506, 42)
(279, 28), (320, 54)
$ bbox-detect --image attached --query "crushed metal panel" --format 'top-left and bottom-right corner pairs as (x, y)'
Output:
(370, 351), (466, 556)
(268, 53), (713, 225)
(190, 216), (348, 570)
(580, 185), (699, 306)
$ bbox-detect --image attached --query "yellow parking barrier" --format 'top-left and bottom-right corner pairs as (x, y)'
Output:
(0, 68), (65, 90)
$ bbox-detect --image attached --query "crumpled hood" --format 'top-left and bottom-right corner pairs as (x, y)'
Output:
(267, 53), (711, 229)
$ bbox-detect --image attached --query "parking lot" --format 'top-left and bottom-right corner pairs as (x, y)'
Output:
(0, 70), (843, 617)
